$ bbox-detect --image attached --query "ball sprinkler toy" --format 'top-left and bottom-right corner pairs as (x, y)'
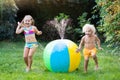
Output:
(43, 14), (81, 72)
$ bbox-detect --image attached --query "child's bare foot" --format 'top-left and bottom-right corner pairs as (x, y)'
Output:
(26, 67), (30, 72)
(94, 65), (98, 71)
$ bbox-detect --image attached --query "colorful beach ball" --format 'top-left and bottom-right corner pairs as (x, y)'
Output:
(43, 39), (81, 72)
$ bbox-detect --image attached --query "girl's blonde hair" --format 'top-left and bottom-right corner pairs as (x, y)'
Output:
(21, 15), (35, 26)
(82, 24), (96, 34)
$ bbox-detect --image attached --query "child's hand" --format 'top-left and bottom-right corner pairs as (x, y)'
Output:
(18, 22), (21, 25)
(37, 31), (42, 35)
(76, 48), (80, 53)
(17, 22), (22, 27)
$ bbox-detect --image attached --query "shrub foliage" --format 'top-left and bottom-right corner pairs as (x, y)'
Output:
(96, 0), (120, 53)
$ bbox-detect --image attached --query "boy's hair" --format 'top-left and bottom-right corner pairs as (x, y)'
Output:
(82, 24), (96, 34)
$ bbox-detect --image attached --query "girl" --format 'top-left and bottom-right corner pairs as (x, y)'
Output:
(16, 15), (42, 72)
(76, 24), (102, 73)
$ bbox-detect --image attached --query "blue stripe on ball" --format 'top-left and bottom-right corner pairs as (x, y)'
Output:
(50, 41), (69, 72)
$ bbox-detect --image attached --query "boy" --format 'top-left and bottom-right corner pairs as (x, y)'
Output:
(76, 24), (102, 73)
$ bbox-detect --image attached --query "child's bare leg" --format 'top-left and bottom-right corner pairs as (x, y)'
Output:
(23, 47), (29, 67)
(84, 57), (89, 73)
(28, 48), (36, 70)
(92, 53), (98, 70)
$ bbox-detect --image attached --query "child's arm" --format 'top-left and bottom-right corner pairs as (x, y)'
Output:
(76, 36), (84, 53)
(16, 22), (24, 34)
(95, 35), (102, 50)
(34, 26), (42, 35)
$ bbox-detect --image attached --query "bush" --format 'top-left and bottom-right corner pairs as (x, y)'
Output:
(96, 0), (120, 53)
(0, 0), (17, 41)
(0, 22), (15, 40)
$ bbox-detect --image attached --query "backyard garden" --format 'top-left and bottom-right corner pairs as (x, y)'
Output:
(0, 0), (120, 80)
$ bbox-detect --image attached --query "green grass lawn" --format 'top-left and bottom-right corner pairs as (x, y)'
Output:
(0, 41), (120, 80)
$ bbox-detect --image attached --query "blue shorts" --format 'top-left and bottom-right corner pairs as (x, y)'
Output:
(25, 42), (39, 48)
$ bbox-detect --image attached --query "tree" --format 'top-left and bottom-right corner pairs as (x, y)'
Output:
(96, 0), (120, 54)
(0, 0), (18, 40)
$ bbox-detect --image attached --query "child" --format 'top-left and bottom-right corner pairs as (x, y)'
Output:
(76, 24), (102, 73)
(16, 15), (42, 72)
